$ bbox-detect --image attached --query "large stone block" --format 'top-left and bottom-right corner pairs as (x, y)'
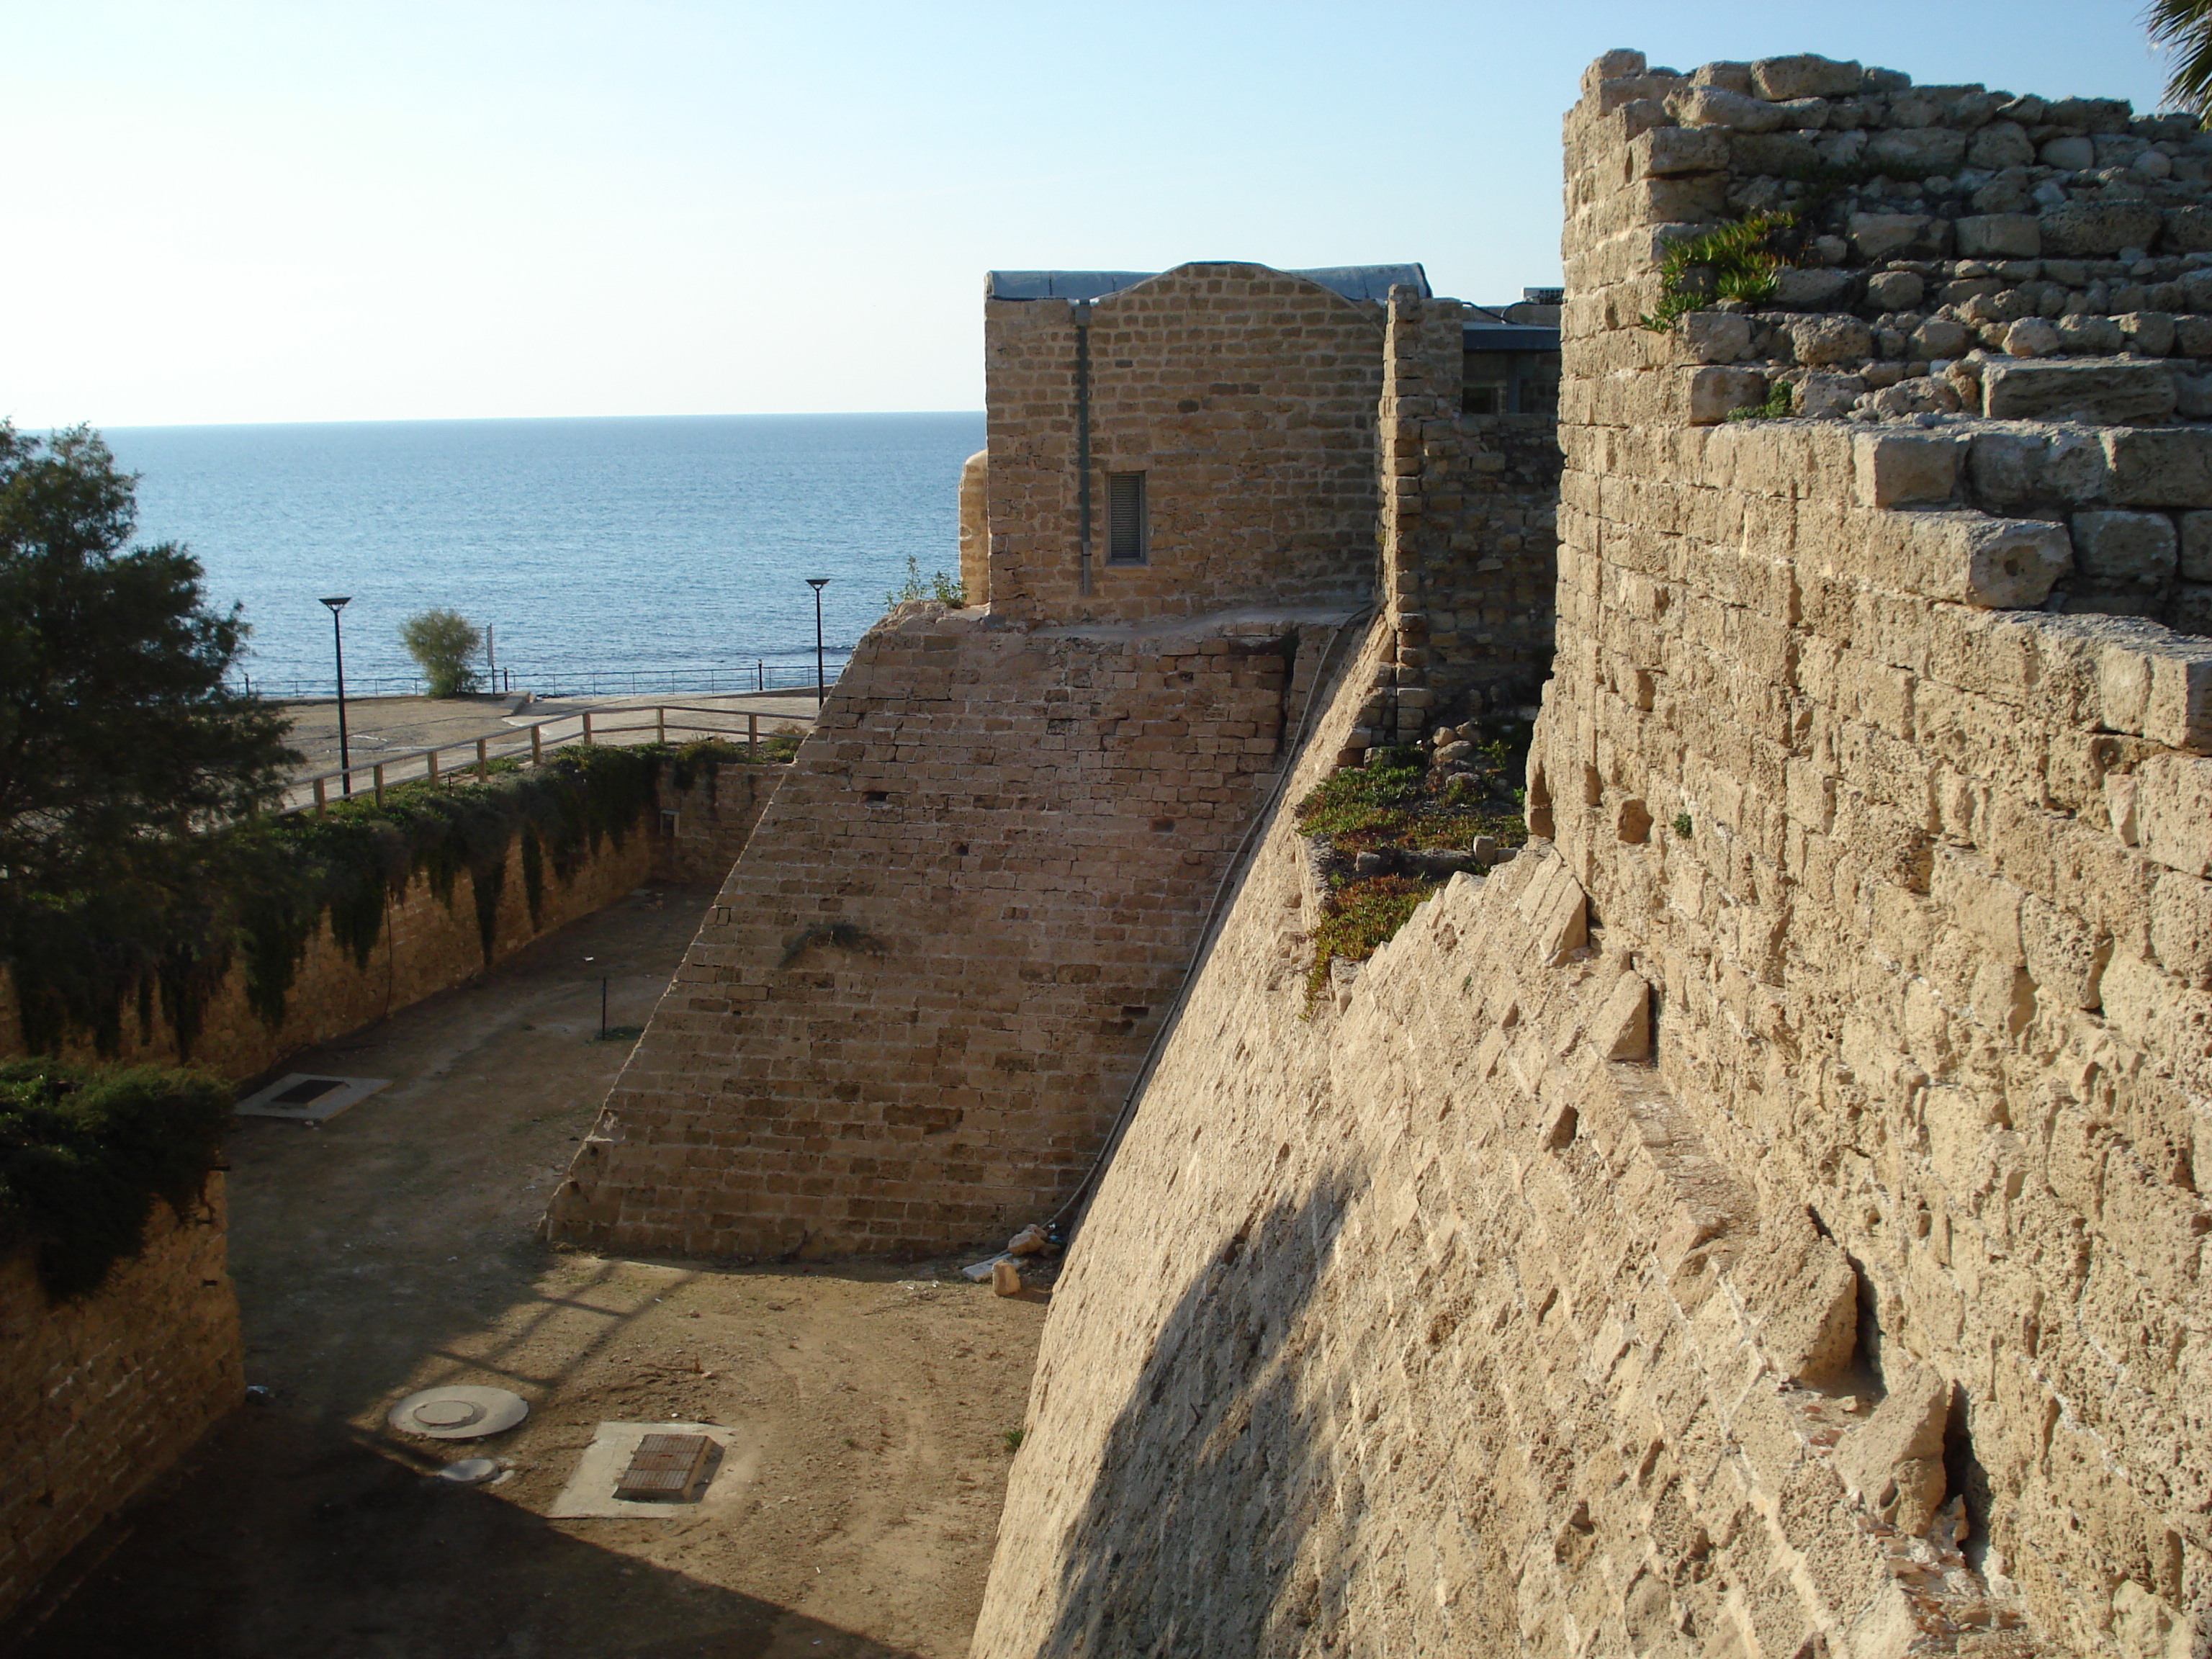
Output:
(2072, 509), (2178, 588)
(2038, 199), (2165, 257)
(1750, 54), (1862, 99)
(1956, 214), (2042, 257)
(1855, 431), (1960, 508)
(1980, 358), (2177, 423)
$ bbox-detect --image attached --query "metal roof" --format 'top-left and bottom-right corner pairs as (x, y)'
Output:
(987, 264), (1431, 304)
(1463, 323), (1561, 353)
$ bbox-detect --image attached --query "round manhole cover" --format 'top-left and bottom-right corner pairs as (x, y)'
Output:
(387, 1385), (529, 1439)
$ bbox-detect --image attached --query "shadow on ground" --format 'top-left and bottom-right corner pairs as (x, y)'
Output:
(4, 1410), (912, 1659)
(3, 888), (1041, 1659)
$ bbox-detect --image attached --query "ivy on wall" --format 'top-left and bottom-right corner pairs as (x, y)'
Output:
(4, 737), (786, 1061)
(0, 1058), (232, 1300)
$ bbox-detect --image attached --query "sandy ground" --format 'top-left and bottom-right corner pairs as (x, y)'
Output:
(4, 886), (1049, 1659)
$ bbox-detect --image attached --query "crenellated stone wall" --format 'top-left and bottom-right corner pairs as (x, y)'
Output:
(974, 50), (2212, 1659)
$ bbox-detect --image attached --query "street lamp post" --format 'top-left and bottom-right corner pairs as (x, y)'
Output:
(320, 596), (353, 796)
(806, 577), (830, 705)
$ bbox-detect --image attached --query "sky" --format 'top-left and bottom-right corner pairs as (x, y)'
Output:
(1, 0), (2180, 428)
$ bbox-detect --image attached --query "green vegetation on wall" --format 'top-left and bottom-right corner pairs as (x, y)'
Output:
(0, 1059), (231, 1300)
(5, 737), (779, 1061)
(1293, 742), (1529, 1013)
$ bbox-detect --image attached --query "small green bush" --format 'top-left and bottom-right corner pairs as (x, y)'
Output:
(0, 1060), (232, 1300)
(884, 555), (966, 611)
(399, 608), (484, 698)
(1725, 382), (1795, 423)
(1673, 811), (1694, 839)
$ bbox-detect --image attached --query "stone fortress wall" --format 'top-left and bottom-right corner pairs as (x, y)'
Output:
(975, 51), (2212, 1659)
(545, 261), (1565, 1264)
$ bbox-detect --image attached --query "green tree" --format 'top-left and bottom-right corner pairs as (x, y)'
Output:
(399, 607), (482, 697)
(0, 424), (295, 902)
(2149, 0), (2212, 117)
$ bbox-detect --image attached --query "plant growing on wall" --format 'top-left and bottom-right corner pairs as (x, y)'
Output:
(4, 737), (783, 1059)
(1638, 210), (1797, 333)
(883, 555), (965, 611)
(398, 608), (483, 697)
(0, 1059), (232, 1299)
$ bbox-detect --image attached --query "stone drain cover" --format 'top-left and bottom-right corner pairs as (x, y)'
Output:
(387, 1385), (529, 1439)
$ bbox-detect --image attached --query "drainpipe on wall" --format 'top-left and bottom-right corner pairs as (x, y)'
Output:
(1074, 300), (1093, 598)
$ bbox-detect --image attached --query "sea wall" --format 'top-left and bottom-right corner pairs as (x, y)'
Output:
(976, 50), (2212, 1659)
(0, 1187), (240, 1627)
(545, 602), (1347, 1260)
(0, 757), (779, 1082)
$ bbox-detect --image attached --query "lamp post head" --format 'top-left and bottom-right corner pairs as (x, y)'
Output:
(805, 577), (829, 592)
(320, 595), (351, 614)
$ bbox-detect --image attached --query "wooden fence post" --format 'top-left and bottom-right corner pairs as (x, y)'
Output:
(314, 776), (328, 816)
(477, 737), (489, 782)
(374, 763), (386, 806)
(531, 724), (542, 765)
(583, 710), (594, 745)
(749, 712), (758, 759)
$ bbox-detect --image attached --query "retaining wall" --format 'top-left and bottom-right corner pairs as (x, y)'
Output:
(0, 1186), (240, 1627)
(0, 757), (780, 1082)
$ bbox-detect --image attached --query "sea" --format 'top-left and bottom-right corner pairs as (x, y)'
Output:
(102, 412), (986, 698)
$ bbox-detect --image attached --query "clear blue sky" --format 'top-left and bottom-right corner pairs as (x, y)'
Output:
(2, 0), (2176, 427)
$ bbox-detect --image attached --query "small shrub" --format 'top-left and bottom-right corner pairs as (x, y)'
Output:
(1672, 811), (1694, 839)
(885, 555), (965, 611)
(1725, 382), (1795, 423)
(399, 608), (484, 698)
(1003, 1428), (1025, 1452)
(1638, 209), (1797, 333)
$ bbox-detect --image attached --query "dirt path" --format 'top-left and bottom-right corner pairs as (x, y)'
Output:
(6, 887), (1047, 1659)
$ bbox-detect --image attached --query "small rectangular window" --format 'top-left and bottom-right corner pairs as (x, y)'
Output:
(1105, 471), (1147, 565)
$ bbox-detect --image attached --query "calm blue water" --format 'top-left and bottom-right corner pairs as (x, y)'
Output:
(102, 413), (985, 696)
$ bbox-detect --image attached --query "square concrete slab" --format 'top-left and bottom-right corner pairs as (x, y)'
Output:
(235, 1074), (392, 1123)
(546, 1421), (760, 1519)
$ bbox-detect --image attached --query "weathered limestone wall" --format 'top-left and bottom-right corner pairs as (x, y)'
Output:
(976, 50), (2212, 1659)
(546, 602), (1346, 1260)
(0, 1185), (240, 1626)
(982, 263), (1383, 623)
(0, 757), (779, 1082)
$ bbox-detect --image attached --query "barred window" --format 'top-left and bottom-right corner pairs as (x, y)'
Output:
(1105, 471), (1148, 565)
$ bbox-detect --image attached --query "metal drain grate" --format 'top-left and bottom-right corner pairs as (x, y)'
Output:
(613, 1432), (713, 1502)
